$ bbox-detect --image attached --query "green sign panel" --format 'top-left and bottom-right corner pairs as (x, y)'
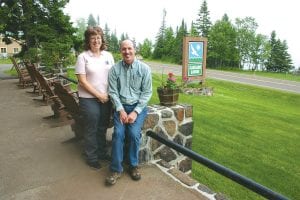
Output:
(188, 41), (204, 76)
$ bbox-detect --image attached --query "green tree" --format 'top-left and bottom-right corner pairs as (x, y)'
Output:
(109, 30), (120, 53)
(0, 0), (76, 67)
(73, 17), (87, 53)
(279, 40), (293, 71)
(207, 14), (239, 68)
(173, 19), (188, 64)
(189, 21), (198, 37)
(235, 17), (258, 69)
(103, 23), (111, 49)
(101, 24), (119, 53)
(75, 18), (87, 41)
(265, 31), (278, 72)
(163, 27), (175, 60)
(96, 15), (100, 26)
(153, 8), (167, 59)
(250, 33), (269, 71)
(138, 39), (152, 59)
(265, 31), (293, 72)
(195, 0), (212, 37)
(87, 14), (97, 27)
(120, 33), (129, 41)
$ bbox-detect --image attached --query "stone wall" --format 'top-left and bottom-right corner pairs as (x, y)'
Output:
(107, 104), (227, 199)
(139, 104), (194, 172)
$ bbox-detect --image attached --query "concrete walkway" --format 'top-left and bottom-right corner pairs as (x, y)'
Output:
(0, 79), (208, 200)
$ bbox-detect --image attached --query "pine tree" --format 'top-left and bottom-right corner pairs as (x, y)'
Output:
(103, 23), (111, 48)
(280, 40), (293, 71)
(265, 31), (293, 72)
(87, 14), (97, 27)
(189, 21), (198, 37)
(153, 9), (167, 59)
(109, 31), (120, 53)
(173, 19), (187, 64)
(195, 0), (212, 37)
(120, 33), (129, 41)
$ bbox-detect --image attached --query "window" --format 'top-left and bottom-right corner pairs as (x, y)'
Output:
(0, 48), (6, 53)
(14, 48), (19, 53)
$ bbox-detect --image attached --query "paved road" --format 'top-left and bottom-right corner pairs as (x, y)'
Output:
(145, 61), (300, 94)
(206, 70), (300, 94)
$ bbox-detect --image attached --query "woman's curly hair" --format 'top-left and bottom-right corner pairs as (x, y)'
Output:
(83, 26), (107, 51)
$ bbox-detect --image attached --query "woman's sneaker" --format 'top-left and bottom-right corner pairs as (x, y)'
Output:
(105, 172), (122, 185)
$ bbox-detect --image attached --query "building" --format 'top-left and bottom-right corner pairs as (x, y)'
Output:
(0, 36), (22, 58)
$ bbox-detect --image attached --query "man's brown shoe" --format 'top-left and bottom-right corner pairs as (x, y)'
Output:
(105, 172), (121, 185)
(129, 166), (141, 181)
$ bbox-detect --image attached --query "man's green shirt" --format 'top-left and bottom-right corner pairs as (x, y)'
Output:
(108, 59), (152, 113)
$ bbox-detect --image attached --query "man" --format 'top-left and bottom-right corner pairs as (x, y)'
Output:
(106, 39), (152, 185)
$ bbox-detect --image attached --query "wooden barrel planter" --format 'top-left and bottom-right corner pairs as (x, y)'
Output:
(157, 87), (179, 106)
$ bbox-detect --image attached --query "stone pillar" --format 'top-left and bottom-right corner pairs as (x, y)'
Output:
(140, 104), (193, 172)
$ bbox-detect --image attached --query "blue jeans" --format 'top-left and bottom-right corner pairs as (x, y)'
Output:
(110, 104), (147, 173)
(79, 98), (112, 162)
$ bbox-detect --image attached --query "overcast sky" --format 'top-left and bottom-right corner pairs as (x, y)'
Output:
(64, 0), (300, 67)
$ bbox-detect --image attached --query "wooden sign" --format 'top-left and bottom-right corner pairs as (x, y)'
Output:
(182, 37), (207, 83)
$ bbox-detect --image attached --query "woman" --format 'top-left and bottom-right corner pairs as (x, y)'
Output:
(75, 26), (114, 169)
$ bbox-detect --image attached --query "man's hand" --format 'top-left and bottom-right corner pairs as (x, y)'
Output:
(119, 110), (128, 124)
(127, 111), (138, 124)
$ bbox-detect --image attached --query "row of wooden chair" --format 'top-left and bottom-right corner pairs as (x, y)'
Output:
(12, 58), (84, 139)
(13, 58), (115, 140)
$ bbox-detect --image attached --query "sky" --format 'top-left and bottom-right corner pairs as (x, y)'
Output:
(64, 0), (300, 68)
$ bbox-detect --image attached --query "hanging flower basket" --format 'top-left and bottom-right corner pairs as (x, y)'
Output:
(157, 87), (180, 106)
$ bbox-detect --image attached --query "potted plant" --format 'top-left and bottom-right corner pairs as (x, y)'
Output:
(157, 72), (180, 106)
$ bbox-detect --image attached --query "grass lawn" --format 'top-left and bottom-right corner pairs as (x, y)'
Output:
(152, 74), (299, 200)
(0, 58), (11, 64)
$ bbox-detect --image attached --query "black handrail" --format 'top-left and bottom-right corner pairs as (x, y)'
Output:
(58, 75), (78, 84)
(146, 130), (289, 200)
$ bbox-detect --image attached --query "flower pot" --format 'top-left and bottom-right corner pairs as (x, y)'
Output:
(157, 88), (179, 106)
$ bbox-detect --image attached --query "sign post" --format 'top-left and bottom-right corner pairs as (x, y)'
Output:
(182, 37), (207, 83)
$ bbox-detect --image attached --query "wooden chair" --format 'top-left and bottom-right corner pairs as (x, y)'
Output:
(53, 82), (84, 139)
(53, 76), (113, 139)
(32, 66), (71, 121)
(24, 62), (41, 94)
(10, 57), (32, 88)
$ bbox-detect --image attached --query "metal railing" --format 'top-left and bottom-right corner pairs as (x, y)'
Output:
(58, 74), (78, 84)
(146, 130), (289, 200)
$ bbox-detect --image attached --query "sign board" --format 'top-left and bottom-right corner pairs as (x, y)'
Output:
(182, 37), (207, 82)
